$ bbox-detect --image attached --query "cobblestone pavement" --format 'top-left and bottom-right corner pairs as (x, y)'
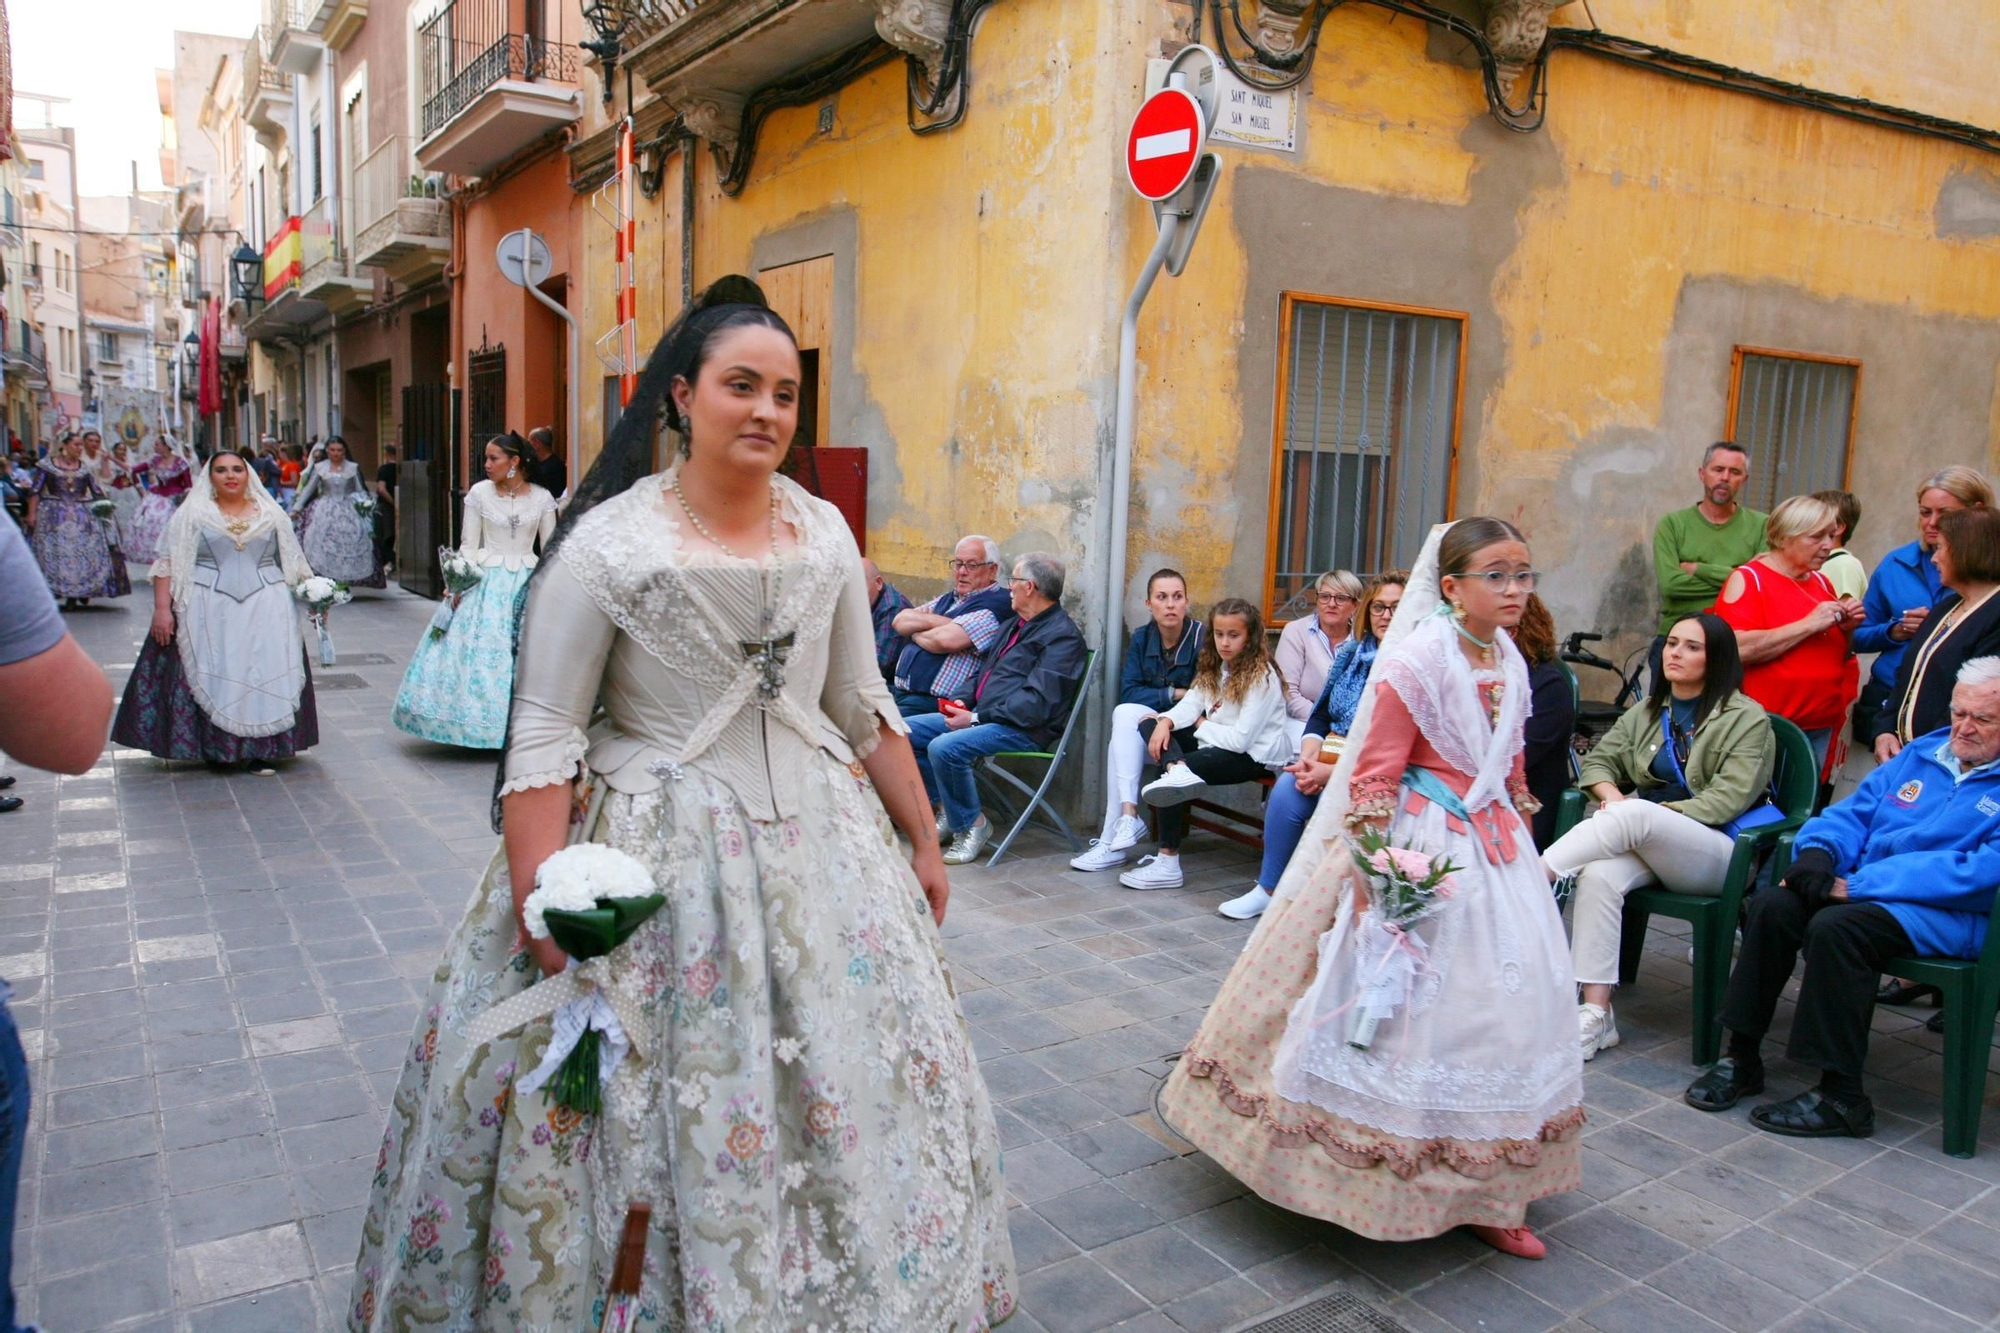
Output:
(5, 587), (2000, 1332)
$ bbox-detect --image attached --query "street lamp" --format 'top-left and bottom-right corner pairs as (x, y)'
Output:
(181, 332), (201, 389)
(579, 0), (628, 106)
(230, 244), (264, 305)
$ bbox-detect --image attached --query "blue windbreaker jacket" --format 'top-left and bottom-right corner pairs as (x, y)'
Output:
(1794, 726), (2000, 959)
(1854, 540), (1946, 691)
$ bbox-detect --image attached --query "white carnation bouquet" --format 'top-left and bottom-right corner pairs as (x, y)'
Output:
(351, 492), (378, 520)
(89, 498), (118, 519)
(426, 546), (486, 639)
(294, 576), (353, 666)
(517, 845), (665, 1114)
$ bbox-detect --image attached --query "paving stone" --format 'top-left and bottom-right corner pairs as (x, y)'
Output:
(42, 1113), (161, 1171)
(167, 1132), (285, 1193)
(47, 1075), (155, 1127)
(1091, 1225), (1231, 1304)
(181, 1280), (321, 1333)
(168, 1174), (303, 1247)
(1056, 1117), (1180, 1178)
(1016, 1255), (1149, 1333)
(154, 1059), (259, 1108)
(278, 1114), (382, 1170)
(37, 1153), (165, 1220)
(1037, 1180), (1165, 1249)
(171, 1221), (315, 1305)
(32, 1252), (172, 1328)
(1811, 1274), (1981, 1333)
(32, 1200), (171, 1278)
(1007, 1207), (1080, 1273)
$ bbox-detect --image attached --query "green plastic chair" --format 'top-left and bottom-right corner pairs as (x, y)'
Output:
(1553, 714), (1817, 1065)
(976, 650), (1096, 868)
(1772, 835), (2000, 1158)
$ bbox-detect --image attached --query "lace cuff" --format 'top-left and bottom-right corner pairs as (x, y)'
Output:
(849, 701), (911, 763)
(499, 727), (587, 798)
(1508, 774), (1541, 814)
(1345, 774), (1399, 827)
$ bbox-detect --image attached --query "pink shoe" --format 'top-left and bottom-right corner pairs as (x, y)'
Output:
(1468, 1224), (1546, 1259)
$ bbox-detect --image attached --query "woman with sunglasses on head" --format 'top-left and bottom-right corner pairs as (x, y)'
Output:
(1162, 520), (1582, 1260)
(350, 279), (1015, 1332)
(1216, 571), (1406, 921)
(390, 432), (557, 748)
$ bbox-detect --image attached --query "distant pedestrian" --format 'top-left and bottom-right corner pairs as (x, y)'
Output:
(373, 441), (400, 572)
(525, 424), (566, 498)
(1651, 441), (1766, 682)
(290, 437), (385, 588)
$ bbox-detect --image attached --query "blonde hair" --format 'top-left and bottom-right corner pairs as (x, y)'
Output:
(1312, 569), (1363, 601)
(1917, 466), (1995, 510)
(1766, 494), (1838, 547)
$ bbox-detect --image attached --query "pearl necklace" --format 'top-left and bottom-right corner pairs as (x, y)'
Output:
(671, 474), (794, 700)
(670, 473), (778, 565)
(493, 477), (529, 533)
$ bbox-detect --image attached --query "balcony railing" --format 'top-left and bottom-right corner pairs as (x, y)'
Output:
(619, 0), (712, 49)
(263, 0), (314, 49)
(354, 136), (451, 281)
(418, 0), (579, 141)
(356, 136), (436, 238)
(4, 324), (48, 379)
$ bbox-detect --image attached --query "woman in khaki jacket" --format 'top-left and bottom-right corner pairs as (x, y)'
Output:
(1543, 613), (1776, 1060)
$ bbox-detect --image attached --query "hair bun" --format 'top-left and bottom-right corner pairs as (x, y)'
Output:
(695, 275), (769, 312)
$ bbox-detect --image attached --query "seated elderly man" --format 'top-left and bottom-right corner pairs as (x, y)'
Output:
(905, 553), (1087, 864)
(1685, 656), (2000, 1139)
(863, 558), (912, 684)
(890, 534), (1014, 716)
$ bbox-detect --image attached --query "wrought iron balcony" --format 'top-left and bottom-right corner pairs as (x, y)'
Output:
(354, 137), (451, 284)
(3, 324), (48, 384)
(245, 36), (295, 145)
(263, 0), (324, 75)
(299, 196), (372, 316)
(416, 0), (581, 177)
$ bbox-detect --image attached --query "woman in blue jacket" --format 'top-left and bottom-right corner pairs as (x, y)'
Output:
(1071, 568), (1206, 871)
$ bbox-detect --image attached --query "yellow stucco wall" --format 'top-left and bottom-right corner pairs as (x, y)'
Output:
(586, 0), (2000, 650)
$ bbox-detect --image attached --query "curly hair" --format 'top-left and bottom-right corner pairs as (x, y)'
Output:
(1512, 593), (1558, 666)
(1189, 597), (1282, 708)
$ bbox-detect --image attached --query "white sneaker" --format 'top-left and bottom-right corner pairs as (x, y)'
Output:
(942, 816), (991, 866)
(1578, 1002), (1620, 1061)
(1118, 854), (1183, 890)
(1218, 885), (1272, 920)
(1141, 765), (1207, 807)
(1069, 814), (1148, 871)
(935, 808), (950, 840)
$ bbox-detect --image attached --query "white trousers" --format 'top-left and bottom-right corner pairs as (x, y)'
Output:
(1101, 702), (1156, 831)
(1541, 797), (1735, 986)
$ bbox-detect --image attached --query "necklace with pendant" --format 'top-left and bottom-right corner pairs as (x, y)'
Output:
(1454, 620), (1505, 725)
(671, 474), (794, 699)
(495, 479), (526, 533)
(219, 506), (255, 550)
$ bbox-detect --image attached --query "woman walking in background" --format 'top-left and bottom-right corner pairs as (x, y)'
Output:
(290, 436), (386, 588)
(125, 434), (195, 565)
(103, 440), (144, 545)
(1160, 519), (1582, 1260)
(112, 450), (319, 774)
(391, 433), (557, 748)
(25, 434), (130, 608)
(1215, 571), (1406, 921)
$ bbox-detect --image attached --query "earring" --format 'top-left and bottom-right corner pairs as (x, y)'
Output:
(507, 465), (517, 478)
(1450, 600), (1467, 623)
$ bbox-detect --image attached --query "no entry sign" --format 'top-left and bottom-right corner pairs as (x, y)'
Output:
(1126, 88), (1206, 201)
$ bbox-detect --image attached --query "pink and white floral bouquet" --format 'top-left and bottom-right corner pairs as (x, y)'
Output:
(1343, 825), (1459, 1049)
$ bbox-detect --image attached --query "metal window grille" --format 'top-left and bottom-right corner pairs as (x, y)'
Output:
(1727, 349), (1857, 512)
(467, 344), (508, 450)
(1269, 299), (1462, 621)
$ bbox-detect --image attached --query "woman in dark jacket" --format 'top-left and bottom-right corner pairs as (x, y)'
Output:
(1512, 594), (1578, 850)
(1871, 507), (2000, 762)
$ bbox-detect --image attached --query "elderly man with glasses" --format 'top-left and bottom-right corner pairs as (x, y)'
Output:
(905, 553), (1088, 864)
(1685, 656), (2000, 1139)
(890, 534), (1015, 717)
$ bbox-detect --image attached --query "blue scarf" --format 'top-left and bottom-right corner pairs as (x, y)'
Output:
(1320, 634), (1380, 736)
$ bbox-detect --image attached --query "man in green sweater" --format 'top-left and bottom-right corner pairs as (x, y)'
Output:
(1651, 441), (1767, 680)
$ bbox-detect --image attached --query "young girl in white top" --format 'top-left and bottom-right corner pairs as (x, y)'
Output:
(1120, 598), (1291, 891)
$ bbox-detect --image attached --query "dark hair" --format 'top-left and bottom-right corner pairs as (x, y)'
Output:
(1813, 488), (1861, 544)
(1939, 507), (2000, 584)
(1649, 613), (1744, 731)
(207, 448), (251, 466)
(324, 436), (349, 456)
(1190, 597), (1279, 708)
(1512, 593), (1558, 666)
(491, 276), (793, 829)
(528, 426), (555, 450)
(1703, 441), (1750, 466)
(1438, 517), (1527, 586)
(486, 432), (532, 469)
(1145, 568), (1187, 597)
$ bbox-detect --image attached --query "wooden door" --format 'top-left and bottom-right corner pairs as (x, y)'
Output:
(756, 255), (833, 447)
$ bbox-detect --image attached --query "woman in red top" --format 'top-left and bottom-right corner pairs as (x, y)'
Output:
(1716, 494), (1863, 776)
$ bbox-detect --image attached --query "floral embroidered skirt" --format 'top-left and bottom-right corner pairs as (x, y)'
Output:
(123, 491), (183, 565)
(390, 564), (530, 749)
(295, 497), (386, 588)
(111, 633), (320, 763)
(1158, 802), (1583, 1241)
(348, 756), (1018, 1332)
(31, 496), (129, 599)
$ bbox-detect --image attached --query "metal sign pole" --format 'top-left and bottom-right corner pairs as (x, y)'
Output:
(497, 228), (580, 491)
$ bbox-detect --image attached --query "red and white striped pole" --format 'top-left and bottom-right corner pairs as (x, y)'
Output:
(617, 116), (638, 407)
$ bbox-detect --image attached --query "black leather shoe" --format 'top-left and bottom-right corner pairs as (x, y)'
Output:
(0, 774), (15, 789)
(1875, 980), (1942, 1007)
(1749, 1088), (1875, 1139)
(0, 795), (21, 814)
(1685, 1057), (1765, 1112)
(1926, 1010), (1945, 1035)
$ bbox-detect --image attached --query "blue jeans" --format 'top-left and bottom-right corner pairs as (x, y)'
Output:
(1257, 772), (1322, 890)
(0, 981), (32, 1333)
(906, 713), (1037, 835)
(895, 692), (941, 718)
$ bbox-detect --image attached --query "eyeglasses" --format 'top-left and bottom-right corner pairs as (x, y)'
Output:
(1370, 602), (1401, 618)
(947, 559), (995, 572)
(1008, 576), (1035, 588)
(1457, 570), (1541, 592)
(1316, 592), (1357, 605)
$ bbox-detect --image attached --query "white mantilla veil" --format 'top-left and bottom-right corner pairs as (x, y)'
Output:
(1262, 520), (1530, 920)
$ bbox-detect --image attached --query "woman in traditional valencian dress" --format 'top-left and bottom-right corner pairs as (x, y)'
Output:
(125, 434), (196, 565)
(1159, 518), (1583, 1259)
(291, 436), (386, 588)
(390, 432), (557, 748)
(111, 451), (320, 775)
(103, 440), (145, 544)
(350, 278), (1017, 1331)
(25, 434), (130, 608)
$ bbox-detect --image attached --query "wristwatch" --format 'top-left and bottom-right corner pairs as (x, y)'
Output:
(968, 710), (980, 725)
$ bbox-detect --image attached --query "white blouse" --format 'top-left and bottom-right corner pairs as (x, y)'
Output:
(1160, 664), (1292, 768)
(461, 480), (558, 570)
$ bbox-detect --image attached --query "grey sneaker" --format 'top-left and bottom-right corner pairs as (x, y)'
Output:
(942, 817), (991, 865)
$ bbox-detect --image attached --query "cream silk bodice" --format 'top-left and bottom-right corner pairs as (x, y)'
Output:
(501, 473), (906, 822)
(461, 480), (558, 570)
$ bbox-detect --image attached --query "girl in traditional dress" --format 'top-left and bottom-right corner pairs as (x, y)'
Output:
(291, 436), (386, 588)
(125, 434), (195, 565)
(390, 432), (557, 748)
(25, 434), (130, 608)
(350, 278), (1016, 1331)
(104, 440), (144, 543)
(1159, 518), (1583, 1260)
(111, 450), (320, 775)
